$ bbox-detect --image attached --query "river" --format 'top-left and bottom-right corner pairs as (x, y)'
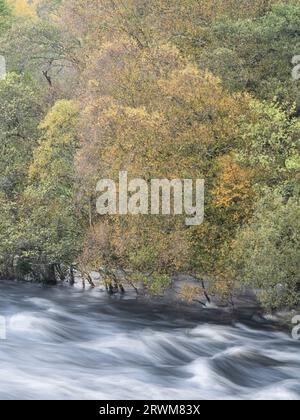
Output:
(0, 281), (299, 400)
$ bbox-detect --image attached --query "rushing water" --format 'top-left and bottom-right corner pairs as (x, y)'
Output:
(0, 281), (299, 400)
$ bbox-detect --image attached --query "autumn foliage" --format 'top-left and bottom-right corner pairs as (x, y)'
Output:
(0, 0), (299, 310)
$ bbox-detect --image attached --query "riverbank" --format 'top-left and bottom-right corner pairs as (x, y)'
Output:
(80, 271), (299, 332)
(2, 274), (298, 335)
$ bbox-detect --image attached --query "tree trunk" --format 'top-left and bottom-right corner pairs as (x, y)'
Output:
(44, 264), (57, 285)
(69, 266), (75, 286)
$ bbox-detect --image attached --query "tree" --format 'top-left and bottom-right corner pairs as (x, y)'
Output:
(238, 100), (300, 194)
(0, 17), (80, 90)
(231, 191), (300, 311)
(0, 72), (42, 197)
(75, 34), (249, 291)
(0, 0), (12, 35)
(20, 100), (82, 283)
(199, 3), (300, 109)
(8, 0), (37, 18)
(0, 72), (42, 279)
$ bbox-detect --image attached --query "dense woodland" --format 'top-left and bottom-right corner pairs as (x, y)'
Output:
(0, 0), (299, 310)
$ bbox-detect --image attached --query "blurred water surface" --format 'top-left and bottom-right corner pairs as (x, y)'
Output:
(0, 281), (299, 400)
